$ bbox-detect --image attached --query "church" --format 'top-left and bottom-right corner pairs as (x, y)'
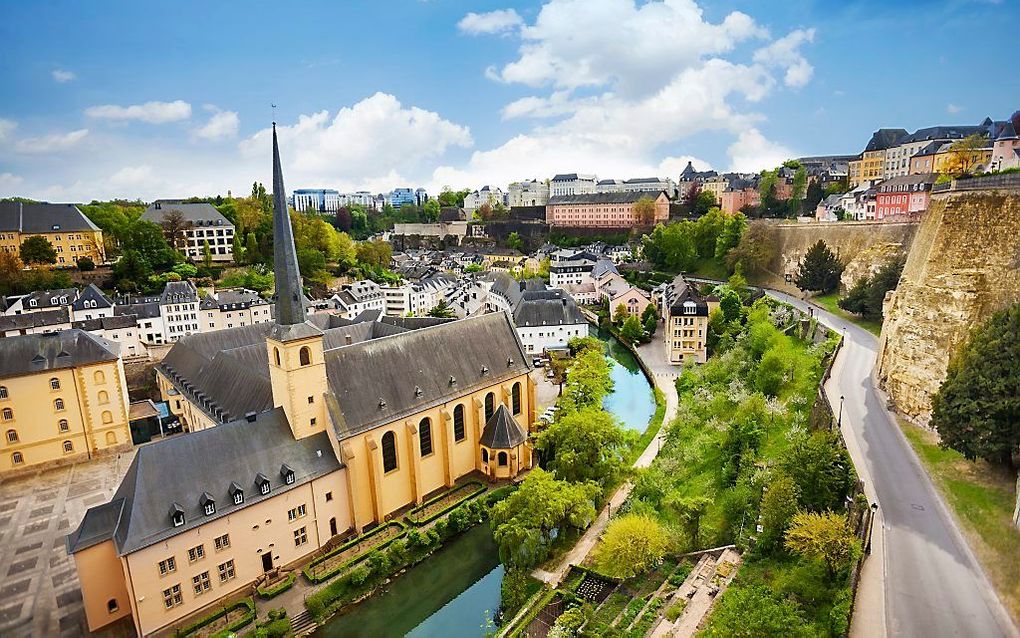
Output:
(66, 125), (535, 637)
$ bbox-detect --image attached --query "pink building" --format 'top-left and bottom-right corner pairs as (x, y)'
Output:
(719, 188), (760, 213)
(545, 191), (669, 228)
(875, 173), (936, 222)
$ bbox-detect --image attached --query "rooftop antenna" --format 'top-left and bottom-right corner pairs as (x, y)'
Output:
(271, 103), (277, 125)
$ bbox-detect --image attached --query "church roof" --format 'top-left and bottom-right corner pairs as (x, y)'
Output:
(270, 123), (307, 330)
(479, 404), (527, 449)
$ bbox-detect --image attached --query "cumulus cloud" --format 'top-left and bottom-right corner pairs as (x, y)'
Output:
(194, 110), (240, 140)
(85, 100), (192, 123)
(0, 173), (24, 194)
(458, 9), (523, 35)
(752, 28), (816, 88)
(727, 128), (795, 172)
(52, 69), (75, 83)
(14, 128), (89, 154)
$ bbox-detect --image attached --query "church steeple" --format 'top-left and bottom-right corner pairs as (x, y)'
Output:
(271, 123), (306, 326)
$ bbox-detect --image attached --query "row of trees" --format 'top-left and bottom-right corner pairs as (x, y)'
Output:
(642, 207), (748, 273)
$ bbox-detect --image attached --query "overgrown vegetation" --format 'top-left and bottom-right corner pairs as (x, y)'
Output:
(838, 255), (905, 321)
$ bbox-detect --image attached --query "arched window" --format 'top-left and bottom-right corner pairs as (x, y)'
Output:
(419, 418), (433, 457)
(2, 408), (12, 421)
(274, 347), (281, 366)
(498, 452), (508, 467)
(58, 419), (69, 433)
(481, 448), (489, 464)
(5, 429), (17, 443)
(512, 382), (522, 415)
(62, 440), (74, 453)
(11, 451), (23, 465)
(101, 410), (113, 424)
(94, 370), (106, 384)
(453, 404), (465, 442)
(0, 386), (7, 399)
(381, 431), (397, 472)
(484, 392), (495, 420)
(54, 398), (65, 411)
(299, 346), (311, 366)
(49, 378), (60, 390)
(106, 431), (117, 445)
(97, 391), (109, 405)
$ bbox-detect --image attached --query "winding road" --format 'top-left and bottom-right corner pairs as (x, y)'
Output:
(767, 289), (1017, 638)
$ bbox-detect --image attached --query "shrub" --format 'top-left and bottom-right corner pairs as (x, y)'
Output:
(256, 572), (296, 599)
(76, 256), (95, 271)
(347, 566), (371, 587)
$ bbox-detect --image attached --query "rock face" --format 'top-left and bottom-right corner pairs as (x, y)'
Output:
(877, 187), (1020, 425)
(840, 242), (907, 291)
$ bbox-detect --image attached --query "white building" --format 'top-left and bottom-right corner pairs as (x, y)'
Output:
(507, 180), (550, 207)
(487, 274), (587, 353)
(293, 189), (341, 213)
(200, 288), (274, 331)
(597, 177), (677, 198)
(330, 280), (385, 318)
(464, 186), (506, 215)
(550, 173), (598, 197)
(142, 202), (235, 262)
(338, 191), (378, 210)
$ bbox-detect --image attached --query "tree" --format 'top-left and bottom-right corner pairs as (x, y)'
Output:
(19, 236), (57, 265)
(758, 473), (800, 552)
(755, 346), (789, 396)
(643, 311), (658, 336)
(620, 315), (643, 344)
(725, 221), (775, 274)
(356, 238), (392, 270)
(593, 514), (669, 578)
(561, 349), (614, 413)
(784, 511), (860, 577)
(507, 231), (523, 250)
(422, 198), (440, 223)
(427, 299), (456, 318)
(945, 134), (988, 176)
(335, 206), (353, 232)
(642, 222), (697, 272)
(838, 255), (905, 320)
(701, 585), (813, 638)
(244, 232), (259, 264)
(931, 304), (1020, 469)
(634, 196), (656, 226)
(296, 247), (327, 277)
(789, 166), (808, 216)
(613, 303), (629, 325)
(804, 179), (825, 212)
(202, 240), (212, 269)
(664, 493), (711, 547)
(781, 430), (854, 512)
(537, 407), (628, 487)
(714, 212), (747, 260)
(0, 252), (23, 295)
(172, 262), (198, 278)
(112, 249), (151, 289)
(795, 240), (843, 294)
(159, 209), (192, 250)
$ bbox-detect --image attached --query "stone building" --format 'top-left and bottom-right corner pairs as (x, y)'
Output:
(656, 274), (717, 365)
(0, 201), (106, 265)
(546, 191), (669, 228)
(67, 125), (535, 637)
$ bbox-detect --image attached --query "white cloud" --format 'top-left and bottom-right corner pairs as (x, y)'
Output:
(0, 118), (16, 140)
(52, 69), (75, 83)
(727, 128), (794, 172)
(0, 172), (24, 194)
(194, 110), (240, 140)
(85, 100), (192, 123)
(947, 103), (963, 114)
(239, 92), (472, 189)
(458, 9), (524, 35)
(753, 28), (816, 88)
(14, 128), (89, 154)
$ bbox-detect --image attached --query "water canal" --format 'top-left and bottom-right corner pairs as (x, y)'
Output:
(314, 328), (655, 637)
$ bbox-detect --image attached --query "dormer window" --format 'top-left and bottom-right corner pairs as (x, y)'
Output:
(281, 464), (295, 485)
(200, 492), (216, 516)
(255, 473), (271, 495)
(170, 503), (185, 527)
(229, 482), (244, 505)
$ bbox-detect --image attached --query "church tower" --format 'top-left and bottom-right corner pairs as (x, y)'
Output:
(265, 123), (328, 440)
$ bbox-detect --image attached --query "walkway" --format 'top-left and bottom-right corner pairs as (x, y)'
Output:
(532, 336), (680, 585)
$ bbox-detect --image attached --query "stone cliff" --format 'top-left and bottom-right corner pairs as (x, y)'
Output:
(877, 179), (1020, 424)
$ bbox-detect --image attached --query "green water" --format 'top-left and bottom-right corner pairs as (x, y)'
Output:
(593, 326), (657, 433)
(313, 524), (502, 638)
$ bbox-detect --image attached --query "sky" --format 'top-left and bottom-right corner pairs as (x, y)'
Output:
(0, 0), (1017, 202)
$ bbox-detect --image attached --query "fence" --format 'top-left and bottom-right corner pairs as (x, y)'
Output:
(932, 172), (1020, 193)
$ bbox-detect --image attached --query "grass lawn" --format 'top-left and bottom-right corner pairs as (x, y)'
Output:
(899, 420), (1020, 625)
(812, 292), (883, 337)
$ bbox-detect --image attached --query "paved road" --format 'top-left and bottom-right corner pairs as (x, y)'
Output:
(767, 289), (1017, 638)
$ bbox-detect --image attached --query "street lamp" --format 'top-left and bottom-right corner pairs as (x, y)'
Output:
(866, 502), (879, 555)
(837, 395), (845, 429)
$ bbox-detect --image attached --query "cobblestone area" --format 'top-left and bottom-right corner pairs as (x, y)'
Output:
(0, 451), (136, 638)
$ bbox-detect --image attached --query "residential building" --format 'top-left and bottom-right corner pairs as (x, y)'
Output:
(487, 274), (587, 353)
(329, 280), (385, 319)
(701, 174), (732, 202)
(840, 183), (878, 221)
(293, 189), (340, 213)
(507, 180), (550, 207)
(546, 191), (669, 228)
(549, 259), (596, 288)
(72, 315), (148, 360)
(69, 126), (534, 636)
(1, 330), (131, 474)
(989, 117), (1020, 172)
(815, 193), (843, 222)
(719, 186), (760, 214)
(463, 186), (505, 215)
(549, 173), (597, 197)
(875, 173), (937, 222)
(598, 177), (677, 198)
(159, 281), (201, 342)
(854, 129), (908, 187)
(677, 161), (718, 200)
(847, 156), (863, 188)
(608, 286), (652, 323)
(0, 307), (73, 337)
(200, 288), (274, 331)
(0, 201), (106, 265)
(883, 125), (987, 178)
(142, 202), (235, 262)
(658, 275), (717, 365)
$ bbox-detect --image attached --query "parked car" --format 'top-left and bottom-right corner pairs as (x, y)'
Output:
(532, 357), (545, 368)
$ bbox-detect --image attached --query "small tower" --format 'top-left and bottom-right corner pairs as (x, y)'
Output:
(265, 123), (328, 439)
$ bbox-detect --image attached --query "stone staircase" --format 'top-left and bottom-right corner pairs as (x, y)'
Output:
(290, 610), (317, 636)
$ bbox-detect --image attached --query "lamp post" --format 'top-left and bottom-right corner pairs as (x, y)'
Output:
(866, 502), (879, 555)
(837, 395), (845, 429)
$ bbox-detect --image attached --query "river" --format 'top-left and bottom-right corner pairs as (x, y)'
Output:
(313, 329), (655, 637)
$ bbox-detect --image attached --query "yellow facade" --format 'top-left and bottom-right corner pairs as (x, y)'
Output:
(859, 149), (886, 184)
(848, 158), (863, 187)
(1, 358), (130, 472)
(0, 228), (105, 265)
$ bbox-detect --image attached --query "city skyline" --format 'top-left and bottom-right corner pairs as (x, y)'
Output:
(0, 0), (1017, 202)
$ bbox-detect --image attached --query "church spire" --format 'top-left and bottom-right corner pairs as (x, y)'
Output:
(271, 122), (306, 326)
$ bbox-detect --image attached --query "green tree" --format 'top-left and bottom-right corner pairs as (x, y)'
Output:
(715, 212), (747, 260)
(664, 493), (712, 547)
(784, 511), (860, 577)
(643, 311), (658, 336)
(422, 198), (440, 222)
(244, 232), (259, 264)
(755, 346), (789, 396)
(804, 179), (824, 212)
(0, 252), (24, 295)
(613, 303), (629, 325)
(112, 249), (151, 289)
(838, 255), (905, 320)
(693, 208), (726, 259)
(758, 473), (800, 552)
(642, 222), (697, 272)
(356, 238), (392, 270)
(931, 304), (1020, 469)
(560, 348), (614, 413)
(19, 236), (57, 265)
(634, 196), (657, 226)
(789, 166), (808, 215)
(537, 407), (628, 487)
(202, 239), (212, 269)
(725, 221), (775, 274)
(781, 430), (854, 512)
(172, 262), (198, 278)
(296, 247), (327, 277)
(427, 299), (456, 318)
(945, 133), (989, 176)
(702, 585), (813, 638)
(620, 315), (644, 344)
(795, 240), (843, 294)
(507, 232), (523, 250)
(76, 256), (96, 271)
(593, 514), (670, 578)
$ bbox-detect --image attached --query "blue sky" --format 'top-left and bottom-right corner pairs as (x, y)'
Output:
(0, 0), (1016, 202)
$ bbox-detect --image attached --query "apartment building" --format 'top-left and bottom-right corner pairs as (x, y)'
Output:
(0, 201), (106, 265)
(546, 191), (669, 228)
(142, 202), (235, 262)
(549, 173), (597, 197)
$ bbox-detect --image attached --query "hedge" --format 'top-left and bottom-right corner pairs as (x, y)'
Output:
(405, 481), (486, 526)
(256, 572), (296, 599)
(176, 597), (255, 637)
(303, 521), (407, 584)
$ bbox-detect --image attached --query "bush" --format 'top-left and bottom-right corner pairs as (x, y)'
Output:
(76, 256), (95, 271)
(256, 572), (296, 599)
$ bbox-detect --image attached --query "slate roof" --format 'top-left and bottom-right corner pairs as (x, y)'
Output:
(898, 125), (986, 144)
(114, 302), (161, 320)
(199, 288), (267, 311)
(0, 307), (71, 333)
(513, 290), (586, 328)
(0, 330), (119, 379)
(551, 173), (594, 181)
(142, 202), (231, 227)
(548, 191), (665, 205)
(877, 173), (938, 191)
(591, 259), (619, 280)
(0, 201), (100, 233)
(663, 274), (711, 316)
(71, 284), (112, 311)
(479, 404), (527, 449)
(72, 314), (138, 331)
(863, 129), (909, 152)
(20, 288), (78, 310)
(160, 281), (198, 304)
(66, 408), (341, 555)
